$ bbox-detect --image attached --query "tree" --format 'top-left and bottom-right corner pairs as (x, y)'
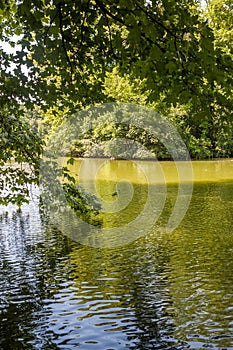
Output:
(1, 0), (233, 206)
(10, 0), (231, 109)
(0, 1), (43, 206)
(197, 0), (233, 157)
(205, 0), (233, 53)
(15, 0), (233, 152)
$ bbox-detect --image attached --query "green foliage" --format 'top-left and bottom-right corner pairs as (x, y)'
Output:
(39, 158), (102, 224)
(47, 103), (189, 160)
(1, 0), (233, 208)
(63, 183), (102, 221)
(0, 1), (44, 206)
(205, 0), (233, 52)
(7, 0), (231, 112)
(0, 111), (43, 206)
(103, 67), (149, 105)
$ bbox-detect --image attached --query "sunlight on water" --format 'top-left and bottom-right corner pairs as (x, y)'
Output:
(68, 158), (233, 184)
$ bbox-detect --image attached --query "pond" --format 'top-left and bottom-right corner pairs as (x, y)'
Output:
(1, 158), (233, 349)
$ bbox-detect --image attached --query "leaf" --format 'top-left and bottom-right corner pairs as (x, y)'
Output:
(67, 157), (74, 165)
(150, 45), (162, 60)
(165, 61), (177, 74)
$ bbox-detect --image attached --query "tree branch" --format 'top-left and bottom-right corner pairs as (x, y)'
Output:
(134, 0), (180, 40)
(95, 0), (128, 26)
(57, 3), (74, 75)
(43, 10), (59, 46)
(95, 0), (165, 54)
(105, 15), (117, 59)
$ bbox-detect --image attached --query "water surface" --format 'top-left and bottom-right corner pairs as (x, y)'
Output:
(0, 159), (233, 349)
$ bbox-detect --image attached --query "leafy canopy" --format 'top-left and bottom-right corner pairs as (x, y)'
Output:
(9, 0), (232, 109)
(1, 0), (233, 205)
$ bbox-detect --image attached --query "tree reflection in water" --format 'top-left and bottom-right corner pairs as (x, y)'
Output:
(0, 179), (233, 349)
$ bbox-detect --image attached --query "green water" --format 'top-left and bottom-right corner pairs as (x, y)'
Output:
(68, 158), (233, 184)
(0, 159), (233, 349)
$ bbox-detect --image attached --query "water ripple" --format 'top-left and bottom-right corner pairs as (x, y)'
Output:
(0, 182), (233, 349)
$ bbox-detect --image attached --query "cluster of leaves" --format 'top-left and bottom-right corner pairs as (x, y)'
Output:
(39, 159), (102, 224)
(165, 102), (233, 159)
(63, 65), (232, 160)
(69, 119), (170, 160)
(0, 110), (43, 206)
(46, 102), (190, 161)
(62, 183), (102, 224)
(0, 0), (44, 206)
(10, 0), (232, 112)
